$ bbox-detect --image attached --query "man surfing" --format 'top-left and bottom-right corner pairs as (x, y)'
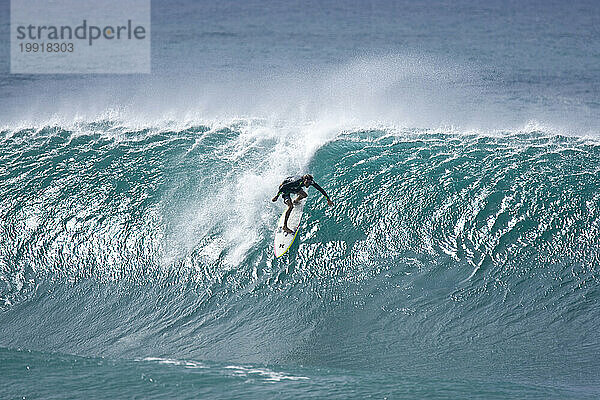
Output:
(272, 174), (334, 234)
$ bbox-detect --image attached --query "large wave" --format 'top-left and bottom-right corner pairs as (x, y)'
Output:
(1, 118), (599, 390)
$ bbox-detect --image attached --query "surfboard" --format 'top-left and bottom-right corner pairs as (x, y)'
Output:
(274, 193), (307, 258)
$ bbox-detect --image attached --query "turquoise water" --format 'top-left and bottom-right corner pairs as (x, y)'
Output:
(1, 0), (600, 398)
(1, 124), (600, 398)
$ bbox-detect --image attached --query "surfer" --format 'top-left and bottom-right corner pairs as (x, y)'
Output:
(272, 174), (334, 234)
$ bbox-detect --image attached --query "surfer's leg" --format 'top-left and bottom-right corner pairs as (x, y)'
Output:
(283, 198), (295, 234)
(294, 189), (307, 204)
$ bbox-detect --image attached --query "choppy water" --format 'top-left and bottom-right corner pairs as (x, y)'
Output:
(1, 0), (600, 399)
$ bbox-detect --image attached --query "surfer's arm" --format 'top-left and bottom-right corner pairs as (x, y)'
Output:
(312, 182), (334, 206)
(272, 182), (284, 202)
(272, 184), (285, 202)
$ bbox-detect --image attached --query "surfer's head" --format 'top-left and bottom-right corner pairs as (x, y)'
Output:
(303, 174), (314, 186)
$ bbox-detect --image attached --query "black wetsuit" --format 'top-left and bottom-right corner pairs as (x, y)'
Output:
(277, 176), (330, 202)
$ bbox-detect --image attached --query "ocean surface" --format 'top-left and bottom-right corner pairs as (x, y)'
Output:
(1, 0), (600, 399)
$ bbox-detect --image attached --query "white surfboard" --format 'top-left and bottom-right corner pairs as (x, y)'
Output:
(274, 193), (307, 258)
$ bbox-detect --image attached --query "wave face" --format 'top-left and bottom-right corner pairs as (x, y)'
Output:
(1, 121), (600, 398)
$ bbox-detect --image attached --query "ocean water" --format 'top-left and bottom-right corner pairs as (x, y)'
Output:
(1, 0), (600, 399)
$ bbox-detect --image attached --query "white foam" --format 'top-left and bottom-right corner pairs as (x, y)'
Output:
(142, 357), (206, 369)
(225, 365), (309, 382)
